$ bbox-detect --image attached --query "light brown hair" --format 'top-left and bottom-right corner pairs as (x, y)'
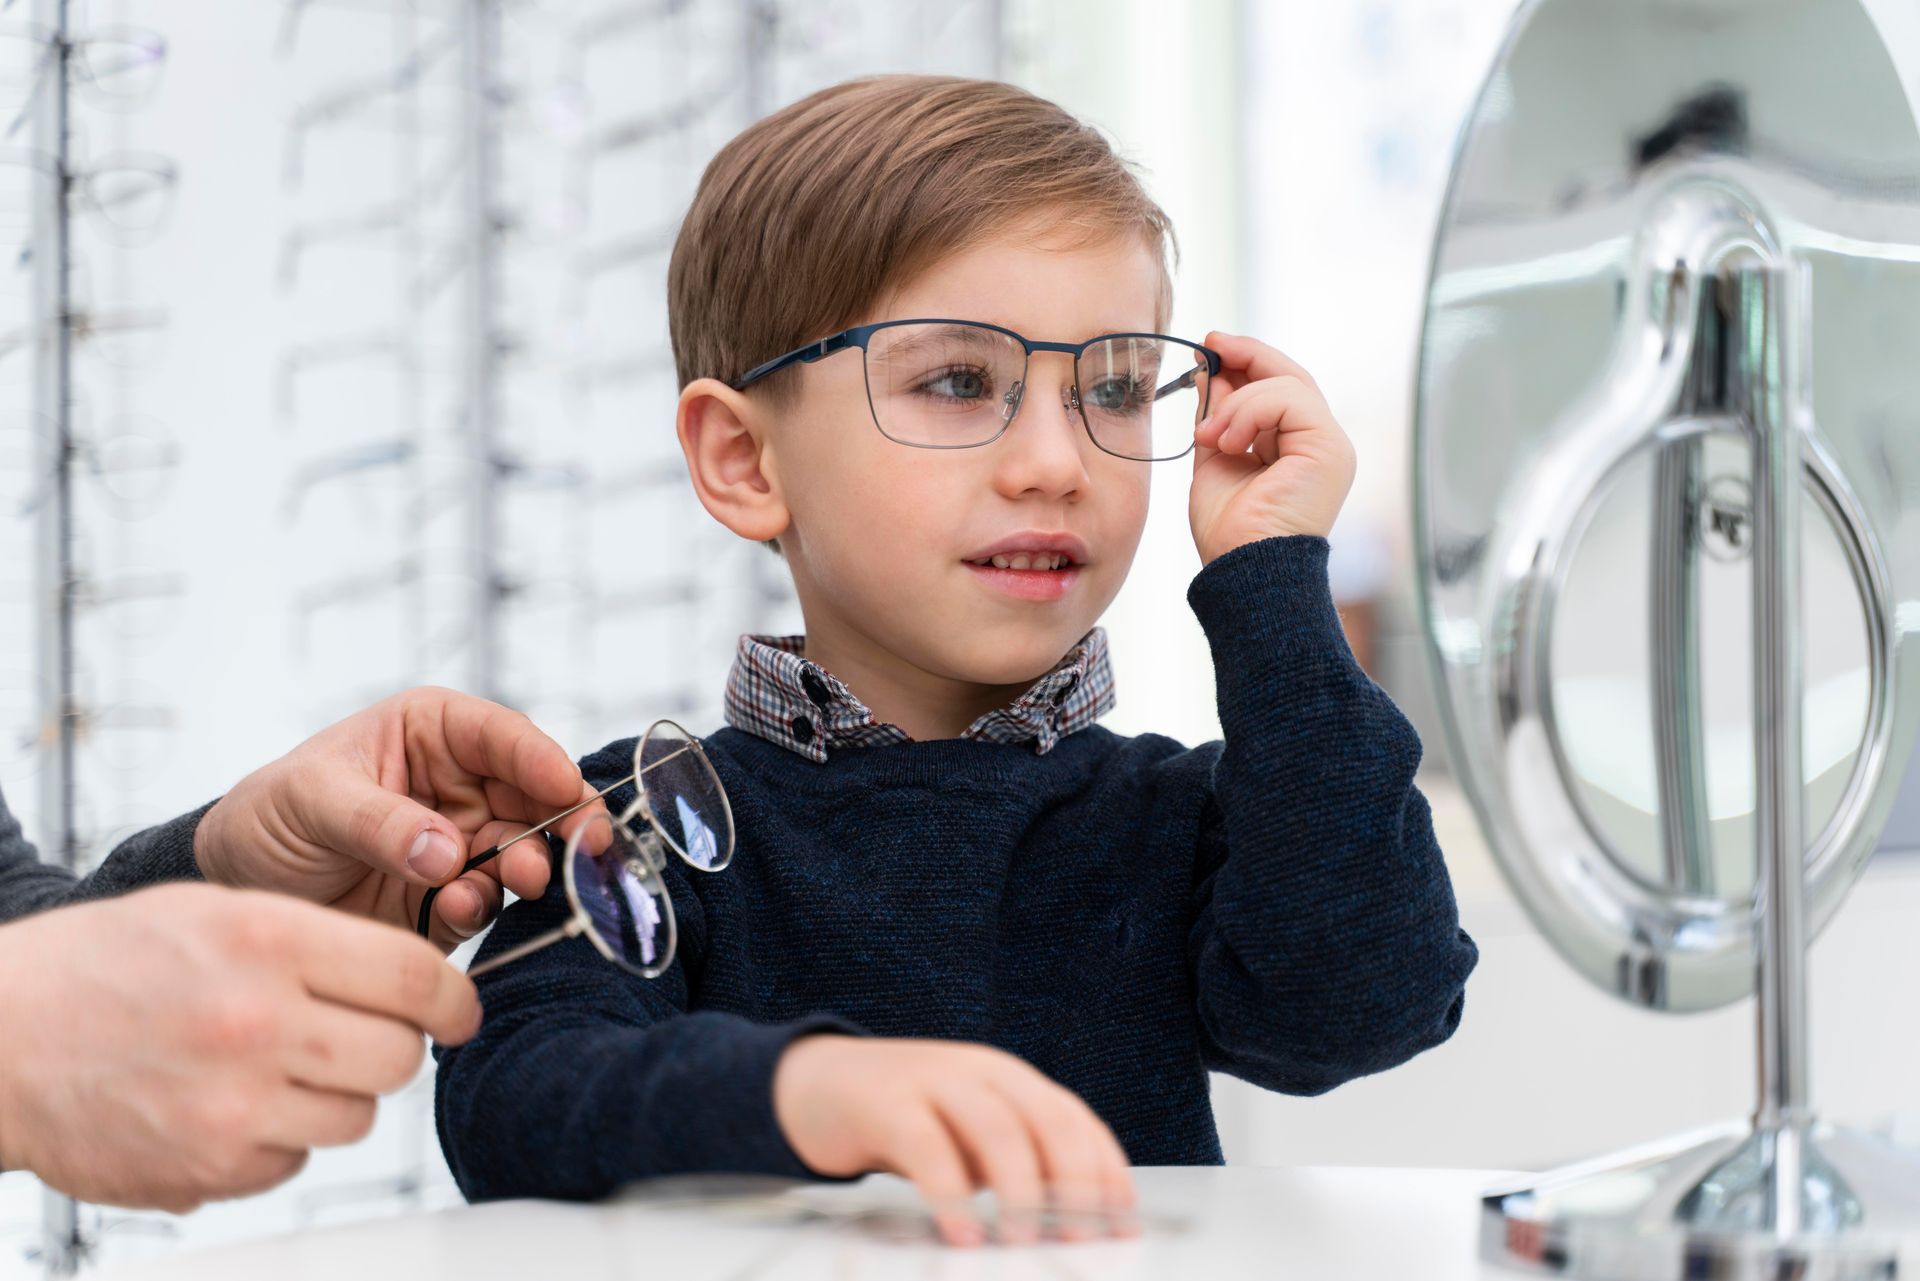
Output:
(667, 74), (1176, 402)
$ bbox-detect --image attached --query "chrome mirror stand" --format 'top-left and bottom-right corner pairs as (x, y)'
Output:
(1479, 249), (1920, 1281)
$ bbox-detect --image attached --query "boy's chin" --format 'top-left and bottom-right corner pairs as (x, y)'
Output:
(934, 630), (1091, 689)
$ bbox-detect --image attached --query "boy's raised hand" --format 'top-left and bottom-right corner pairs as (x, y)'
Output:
(1188, 332), (1357, 566)
(773, 1035), (1138, 1247)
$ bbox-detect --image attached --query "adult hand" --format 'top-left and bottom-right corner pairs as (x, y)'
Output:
(194, 687), (602, 951)
(774, 1035), (1138, 1247)
(0, 883), (479, 1212)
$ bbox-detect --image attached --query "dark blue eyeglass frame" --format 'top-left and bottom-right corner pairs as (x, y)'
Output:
(729, 317), (1224, 462)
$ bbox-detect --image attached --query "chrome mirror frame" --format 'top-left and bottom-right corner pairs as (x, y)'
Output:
(1414, 0), (1920, 1271)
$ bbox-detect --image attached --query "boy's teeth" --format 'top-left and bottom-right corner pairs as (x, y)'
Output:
(980, 553), (1068, 570)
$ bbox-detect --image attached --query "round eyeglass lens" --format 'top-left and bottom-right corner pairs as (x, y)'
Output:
(564, 810), (678, 979)
(636, 719), (734, 872)
(1076, 335), (1210, 461)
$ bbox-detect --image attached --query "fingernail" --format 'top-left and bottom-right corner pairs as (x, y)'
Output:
(407, 828), (461, 882)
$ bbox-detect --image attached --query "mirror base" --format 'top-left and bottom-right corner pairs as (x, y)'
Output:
(1482, 1120), (1920, 1279)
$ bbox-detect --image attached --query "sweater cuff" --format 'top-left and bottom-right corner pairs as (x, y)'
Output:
(77, 799), (217, 902)
(1186, 535), (1344, 658)
(711, 1012), (869, 1182)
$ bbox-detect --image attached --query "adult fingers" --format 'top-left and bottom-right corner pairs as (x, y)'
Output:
(880, 1108), (984, 1248)
(480, 775), (606, 868)
(929, 1081), (1046, 1245)
(259, 1084), (379, 1151)
(412, 689), (585, 815)
(274, 899), (481, 1045)
(283, 1000), (426, 1095)
(423, 868), (507, 950)
(290, 769), (471, 890)
(208, 1146), (310, 1203)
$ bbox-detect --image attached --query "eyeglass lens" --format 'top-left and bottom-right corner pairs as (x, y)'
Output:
(566, 810), (677, 977)
(860, 322), (1208, 461)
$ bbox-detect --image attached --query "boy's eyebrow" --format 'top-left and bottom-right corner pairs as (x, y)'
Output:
(877, 323), (1010, 353)
(878, 323), (1163, 352)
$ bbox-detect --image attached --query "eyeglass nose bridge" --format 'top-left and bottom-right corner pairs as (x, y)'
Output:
(998, 376), (1082, 428)
(620, 823), (668, 875)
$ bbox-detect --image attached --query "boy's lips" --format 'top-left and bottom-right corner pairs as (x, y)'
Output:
(960, 531), (1089, 604)
(963, 560), (1082, 602)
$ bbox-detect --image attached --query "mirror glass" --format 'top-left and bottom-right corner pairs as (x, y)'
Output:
(1550, 436), (1875, 900)
(1414, 0), (1920, 1009)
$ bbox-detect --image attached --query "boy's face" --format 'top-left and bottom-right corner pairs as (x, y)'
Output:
(766, 228), (1161, 688)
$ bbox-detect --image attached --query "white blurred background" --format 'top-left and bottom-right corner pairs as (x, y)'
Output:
(1, 0), (1918, 1274)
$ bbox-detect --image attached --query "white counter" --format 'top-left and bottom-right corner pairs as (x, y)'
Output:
(92, 1166), (1538, 1281)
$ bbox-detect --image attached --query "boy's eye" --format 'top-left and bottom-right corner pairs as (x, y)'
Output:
(1084, 375), (1153, 414)
(917, 365), (995, 403)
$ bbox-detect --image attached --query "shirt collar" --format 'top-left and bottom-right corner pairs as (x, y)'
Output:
(722, 628), (1116, 764)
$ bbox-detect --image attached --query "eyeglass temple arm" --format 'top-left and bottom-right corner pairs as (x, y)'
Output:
(731, 331), (858, 391)
(414, 771), (636, 938)
(465, 916), (586, 979)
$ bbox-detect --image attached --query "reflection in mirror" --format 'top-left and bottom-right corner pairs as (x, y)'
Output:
(1550, 432), (1873, 900)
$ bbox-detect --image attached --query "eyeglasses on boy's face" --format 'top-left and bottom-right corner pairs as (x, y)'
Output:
(730, 319), (1223, 463)
(417, 719), (735, 981)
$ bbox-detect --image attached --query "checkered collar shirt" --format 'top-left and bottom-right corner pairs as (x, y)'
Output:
(722, 627), (1116, 764)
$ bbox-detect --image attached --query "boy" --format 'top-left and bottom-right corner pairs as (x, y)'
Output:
(436, 74), (1477, 1246)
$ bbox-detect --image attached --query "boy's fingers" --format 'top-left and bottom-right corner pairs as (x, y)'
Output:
(1203, 330), (1322, 393)
(992, 1073), (1133, 1241)
(885, 1109), (983, 1247)
(1202, 380), (1334, 459)
(931, 1084), (1046, 1244)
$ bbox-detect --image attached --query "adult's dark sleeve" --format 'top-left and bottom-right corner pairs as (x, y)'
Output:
(0, 784), (213, 926)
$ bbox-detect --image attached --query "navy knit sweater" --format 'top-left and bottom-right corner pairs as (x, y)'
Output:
(435, 535), (1478, 1199)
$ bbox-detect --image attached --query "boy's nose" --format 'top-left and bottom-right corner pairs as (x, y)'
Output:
(993, 374), (1091, 500)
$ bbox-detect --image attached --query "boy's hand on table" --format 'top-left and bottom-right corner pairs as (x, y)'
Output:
(195, 686), (602, 953)
(0, 883), (479, 1212)
(773, 1035), (1138, 1247)
(1189, 332), (1357, 566)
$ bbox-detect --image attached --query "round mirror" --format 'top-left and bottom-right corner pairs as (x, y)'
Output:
(1415, 0), (1920, 1011)
(1550, 427), (1882, 903)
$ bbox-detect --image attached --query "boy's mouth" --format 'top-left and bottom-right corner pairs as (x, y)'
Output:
(961, 533), (1087, 603)
(963, 552), (1074, 571)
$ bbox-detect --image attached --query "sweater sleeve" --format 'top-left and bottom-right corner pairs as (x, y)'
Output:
(0, 784), (212, 926)
(1179, 535), (1478, 1096)
(433, 741), (860, 1202)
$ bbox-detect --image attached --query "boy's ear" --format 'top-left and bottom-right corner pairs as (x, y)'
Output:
(676, 378), (790, 545)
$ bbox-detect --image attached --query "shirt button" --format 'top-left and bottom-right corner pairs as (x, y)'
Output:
(800, 671), (833, 708)
(790, 714), (816, 742)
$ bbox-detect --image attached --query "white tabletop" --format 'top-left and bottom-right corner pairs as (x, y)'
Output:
(92, 1166), (1539, 1281)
